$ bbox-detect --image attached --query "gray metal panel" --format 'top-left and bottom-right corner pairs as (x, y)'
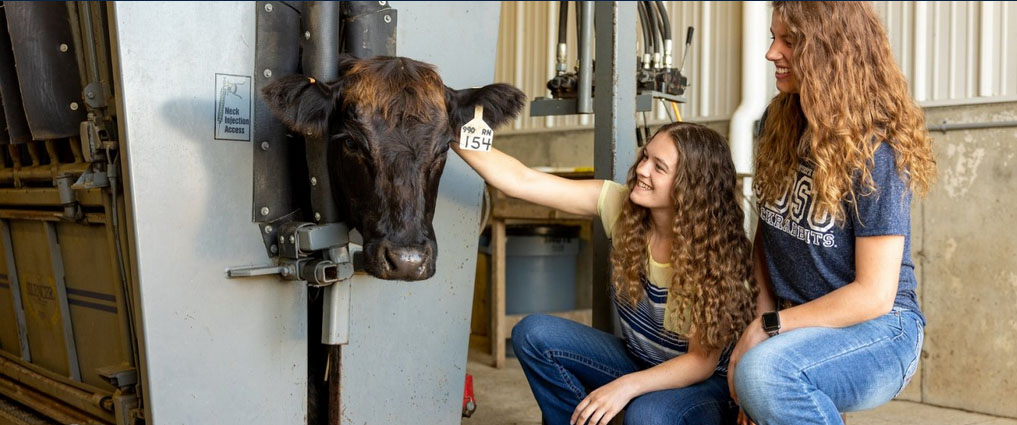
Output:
(592, 2), (637, 332)
(111, 3), (306, 424)
(336, 2), (498, 424)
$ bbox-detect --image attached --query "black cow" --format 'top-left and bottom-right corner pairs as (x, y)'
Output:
(261, 55), (524, 281)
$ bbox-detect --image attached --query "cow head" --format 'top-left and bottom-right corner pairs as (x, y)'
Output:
(261, 56), (525, 281)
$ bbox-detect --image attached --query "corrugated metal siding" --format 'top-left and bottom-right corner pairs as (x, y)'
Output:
(494, 1), (743, 133)
(495, 1), (1017, 134)
(875, 1), (1017, 106)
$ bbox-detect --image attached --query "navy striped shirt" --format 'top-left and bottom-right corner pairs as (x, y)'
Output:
(612, 274), (732, 376)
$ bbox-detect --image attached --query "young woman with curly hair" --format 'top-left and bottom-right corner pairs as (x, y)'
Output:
(454, 122), (756, 425)
(727, 3), (936, 424)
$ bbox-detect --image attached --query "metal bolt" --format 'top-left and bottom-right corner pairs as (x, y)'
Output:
(383, 15), (392, 23)
(304, 31), (311, 40)
(310, 176), (317, 186)
(270, 244), (278, 254)
(260, 206), (270, 216)
(378, 1), (387, 5)
(279, 235), (285, 244)
(281, 267), (291, 277)
(263, 69), (273, 78)
(314, 212), (321, 222)
(264, 225), (274, 234)
(288, 235), (295, 243)
(86, 91), (95, 99)
(261, 141), (270, 151)
(264, 3), (273, 12)
(59, 43), (68, 52)
(70, 102), (79, 111)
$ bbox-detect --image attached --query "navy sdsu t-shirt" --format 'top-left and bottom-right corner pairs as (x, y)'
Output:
(757, 142), (924, 323)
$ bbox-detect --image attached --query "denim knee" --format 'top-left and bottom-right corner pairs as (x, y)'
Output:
(734, 343), (797, 420)
(511, 314), (555, 359)
(624, 396), (664, 425)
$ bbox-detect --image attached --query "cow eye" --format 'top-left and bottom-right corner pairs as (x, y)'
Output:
(332, 134), (360, 151)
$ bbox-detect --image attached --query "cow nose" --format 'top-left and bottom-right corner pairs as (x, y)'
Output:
(379, 243), (434, 280)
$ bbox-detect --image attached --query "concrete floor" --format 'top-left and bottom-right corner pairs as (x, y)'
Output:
(463, 347), (1017, 425)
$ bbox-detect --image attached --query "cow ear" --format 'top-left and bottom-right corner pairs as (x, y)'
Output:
(261, 75), (340, 138)
(445, 84), (526, 132)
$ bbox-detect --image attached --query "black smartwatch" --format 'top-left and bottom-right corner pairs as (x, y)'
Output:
(761, 311), (781, 337)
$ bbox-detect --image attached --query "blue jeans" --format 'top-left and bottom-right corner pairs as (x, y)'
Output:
(512, 314), (738, 425)
(734, 308), (924, 425)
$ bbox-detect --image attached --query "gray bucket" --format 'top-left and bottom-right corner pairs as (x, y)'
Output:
(503, 225), (580, 315)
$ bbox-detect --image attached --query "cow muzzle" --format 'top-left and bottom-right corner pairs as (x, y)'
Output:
(371, 240), (436, 281)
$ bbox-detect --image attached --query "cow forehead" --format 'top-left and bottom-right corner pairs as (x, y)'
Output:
(342, 58), (447, 125)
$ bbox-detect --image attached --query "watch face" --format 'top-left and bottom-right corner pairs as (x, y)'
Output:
(762, 312), (780, 330)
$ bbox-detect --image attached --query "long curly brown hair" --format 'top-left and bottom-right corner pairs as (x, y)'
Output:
(610, 122), (757, 352)
(755, 2), (936, 223)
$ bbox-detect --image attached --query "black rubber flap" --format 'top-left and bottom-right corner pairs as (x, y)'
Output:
(5, 2), (87, 140)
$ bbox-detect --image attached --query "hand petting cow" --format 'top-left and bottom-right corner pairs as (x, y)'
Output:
(261, 55), (525, 281)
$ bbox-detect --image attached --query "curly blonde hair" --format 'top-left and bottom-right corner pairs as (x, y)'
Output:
(610, 123), (757, 352)
(755, 1), (936, 223)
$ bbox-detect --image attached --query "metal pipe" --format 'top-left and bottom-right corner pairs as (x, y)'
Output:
(576, 1), (594, 114)
(0, 221), (30, 363)
(729, 1), (770, 232)
(69, 136), (85, 163)
(8, 145), (22, 169)
(556, 1), (568, 75)
(0, 354), (113, 421)
(64, 2), (89, 92)
(0, 162), (90, 185)
(0, 375), (100, 425)
(637, 2), (652, 69)
(26, 143), (41, 167)
(654, 1), (672, 68)
(592, 1), (638, 333)
(44, 140), (60, 169)
(928, 119), (1017, 133)
(0, 187), (105, 208)
(643, 1), (662, 68)
(78, 2), (104, 85)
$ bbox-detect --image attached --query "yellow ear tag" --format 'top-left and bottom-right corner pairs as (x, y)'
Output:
(458, 105), (493, 152)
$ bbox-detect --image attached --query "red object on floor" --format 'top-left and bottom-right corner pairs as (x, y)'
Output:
(462, 374), (477, 417)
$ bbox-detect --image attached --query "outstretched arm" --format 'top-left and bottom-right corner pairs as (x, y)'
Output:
(452, 143), (604, 217)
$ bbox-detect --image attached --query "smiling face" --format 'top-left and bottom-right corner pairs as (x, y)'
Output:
(766, 10), (799, 94)
(629, 133), (679, 210)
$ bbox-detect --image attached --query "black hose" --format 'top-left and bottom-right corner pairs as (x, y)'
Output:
(636, 2), (651, 57)
(654, 1), (671, 41)
(642, 1), (662, 57)
(558, 1), (568, 46)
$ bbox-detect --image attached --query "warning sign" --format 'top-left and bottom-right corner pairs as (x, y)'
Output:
(214, 73), (252, 141)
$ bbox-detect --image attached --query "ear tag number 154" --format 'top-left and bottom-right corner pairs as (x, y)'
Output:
(459, 105), (493, 152)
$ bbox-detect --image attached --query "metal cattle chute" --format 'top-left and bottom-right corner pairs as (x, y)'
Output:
(0, 2), (498, 424)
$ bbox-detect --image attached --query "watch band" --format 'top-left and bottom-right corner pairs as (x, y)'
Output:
(762, 311), (781, 337)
